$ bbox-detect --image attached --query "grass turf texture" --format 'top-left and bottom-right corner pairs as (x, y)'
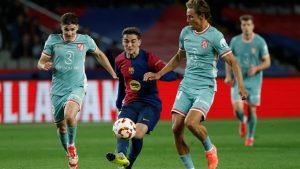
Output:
(0, 118), (299, 169)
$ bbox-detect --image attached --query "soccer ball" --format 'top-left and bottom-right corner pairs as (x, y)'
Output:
(112, 118), (136, 140)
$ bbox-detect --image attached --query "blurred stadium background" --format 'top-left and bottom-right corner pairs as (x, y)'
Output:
(0, 0), (299, 123)
(0, 0), (300, 168)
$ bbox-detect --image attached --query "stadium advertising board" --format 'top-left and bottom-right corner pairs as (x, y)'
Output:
(0, 78), (299, 124)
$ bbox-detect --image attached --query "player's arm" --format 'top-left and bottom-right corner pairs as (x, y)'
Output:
(248, 54), (271, 76)
(115, 66), (125, 111)
(37, 53), (53, 71)
(144, 49), (185, 81)
(93, 47), (118, 79)
(224, 62), (233, 86)
(223, 53), (248, 100)
(147, 52), (177, 81)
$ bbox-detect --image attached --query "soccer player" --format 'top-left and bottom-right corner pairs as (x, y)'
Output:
(106, 27), (177, 169)
(143, 0), (248, 168)
(37, 12), (117, 169)
(224, 14), (271, 146)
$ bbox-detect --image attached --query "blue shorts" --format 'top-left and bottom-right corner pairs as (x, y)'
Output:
(172, 86), (215, 121)
(118, 102), (161, 134)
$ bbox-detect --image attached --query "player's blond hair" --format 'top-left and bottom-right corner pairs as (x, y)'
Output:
(186, 0), (211, 19)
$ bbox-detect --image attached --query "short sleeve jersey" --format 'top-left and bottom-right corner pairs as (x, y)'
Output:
(179, 25), (232, 92)
(42, 34), (97, 96)
(230, 34), (269, 87)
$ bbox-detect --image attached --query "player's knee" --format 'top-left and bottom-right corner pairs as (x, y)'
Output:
(184, 119), (197, 131)
(57, 126), (67, 134)
(172, 123), (183, 136)
(134, 123), (147, 139)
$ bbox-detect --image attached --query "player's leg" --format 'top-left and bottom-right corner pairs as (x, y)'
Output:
(186, 88), (217, 169)
(245, 104), (257, 146)
(64, 88), (85, 168)
(172, 89), (195, 169)
(106, 104), (138, 167)
(55, 120), (68, 153)
(172, 113), (195, 169)
(52, 95), (69, 153)
(64, 101), (80, 169)
(245, 88), (260, 146)
(126, 102), (159, 169)
(231, 86), (247, 137)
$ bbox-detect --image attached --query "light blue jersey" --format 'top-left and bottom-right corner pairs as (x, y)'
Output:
(42, 34), (97, 96)
(172, 25), (232, 120)
(230, 34), (269, 105)
(179, 25), (232, 92)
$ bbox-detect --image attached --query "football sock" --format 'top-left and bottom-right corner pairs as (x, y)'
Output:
(117, 139), (129, 155)
(202, 136), (213, 151)
(57, 130), (68, 152)
(247, 113), (257, 138)
(180, 153), (195, 169)
(127, 138), (143, 167)
(67, 124), (77, 145)
(235, 111), (245, 122)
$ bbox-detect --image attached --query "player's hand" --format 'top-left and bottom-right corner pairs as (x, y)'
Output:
(42, 62), (53, 71)
(238, 87), (248, 100)
(111, 72), (119, 80)
(143, 72), (161, 81)
(224, 76), (233, 86)
(248, 65), (257, 76)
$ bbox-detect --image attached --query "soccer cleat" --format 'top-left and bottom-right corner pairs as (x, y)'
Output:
(245, 137), (254, 146)
(106, 152), (130, 167)
(68, 145), (79, 169)
(205, 145), (218, 169)
(239, 117), (247, 138)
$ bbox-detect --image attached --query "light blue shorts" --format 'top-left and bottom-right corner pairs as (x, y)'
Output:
(172, 86), (215, 121)
(51, 87), (86, 123)
(231, 85), (261, 106)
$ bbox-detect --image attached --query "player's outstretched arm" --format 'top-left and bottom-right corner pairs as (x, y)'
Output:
(223, 53), (248, 100)
(144, 49), (185, 81)
(37, 53), (53, 71)
(93, 47), (118, 79)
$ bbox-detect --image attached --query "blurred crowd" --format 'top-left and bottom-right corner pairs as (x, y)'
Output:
(1, 0), (300, 72)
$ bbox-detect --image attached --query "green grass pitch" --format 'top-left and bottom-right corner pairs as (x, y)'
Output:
(0, 118), (299, 169)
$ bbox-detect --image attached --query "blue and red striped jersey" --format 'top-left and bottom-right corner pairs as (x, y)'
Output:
(115, 49), (177, 109)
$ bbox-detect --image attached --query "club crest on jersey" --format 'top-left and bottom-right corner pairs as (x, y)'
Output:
(251, 47), (257, 54)
(128, 67), (135, 74)
(201, 40), (208, 48)
(77, 43), (84, 51)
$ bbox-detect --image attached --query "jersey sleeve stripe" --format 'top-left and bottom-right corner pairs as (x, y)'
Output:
(42, 52), (53, 58)
(219, 50), (232, 58)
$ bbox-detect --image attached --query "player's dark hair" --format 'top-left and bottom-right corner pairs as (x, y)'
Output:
(186, 0), (211, 20)
(122, 27), (142, 39)
(61, 12), (78, 25)
(240, 14), (253, 22)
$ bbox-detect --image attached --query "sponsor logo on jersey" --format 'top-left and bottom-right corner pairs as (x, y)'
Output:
(128, 67), (134, 74)
(251, 47), (256, 54)
(77, 43), (84, 51)
(201, 40), (208, 48)
(129, 80), (141, 91)
(184, 38), (190, 42)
